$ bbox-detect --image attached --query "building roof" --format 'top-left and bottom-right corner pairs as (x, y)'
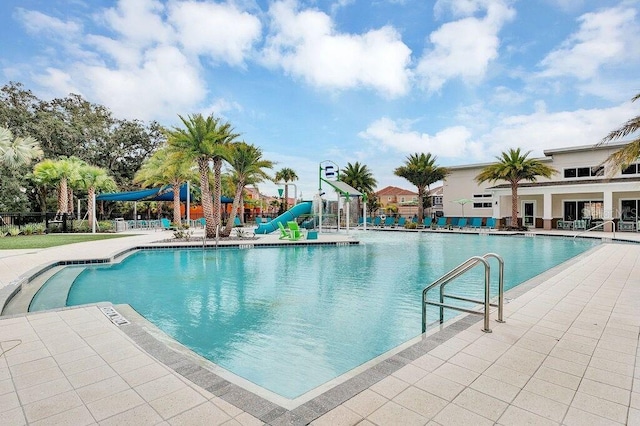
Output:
(487, 176), (640, 190)
(542, 140), (630, 156)
(428, 186), (443, 196)
(376, 185), (417, 196)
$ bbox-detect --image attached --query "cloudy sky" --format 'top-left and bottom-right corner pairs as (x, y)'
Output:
(1, 0), (639, 198)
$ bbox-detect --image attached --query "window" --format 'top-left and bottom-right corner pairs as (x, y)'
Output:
(400, 197), (405, 202)
(563, 200), (603, 221)
(433, 196), (443, 205)
(622, 164), (638, 175)
(473, 193), (492, 198)
(621, 200), (639, 221)
(564, 166), (604, 178)
(473, 202), (492, 208)
(387, 197), (392, 202)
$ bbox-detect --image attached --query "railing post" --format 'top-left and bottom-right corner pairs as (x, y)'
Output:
(483, 262), (492, 332)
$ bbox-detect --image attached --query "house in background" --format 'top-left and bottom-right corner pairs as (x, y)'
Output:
(375, 186), (418, 217)
(443, 141), (640, 231)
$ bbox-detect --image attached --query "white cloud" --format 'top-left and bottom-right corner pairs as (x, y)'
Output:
(539, 6), (640, 80)
(99, 0), (173, 47)
(14, 8), (82, 38)
(31, 68), (81, 98)
(358, 117), (478, 159)
(262, 0), (412, 97)
(169, 0), (262, 66)
(416, 0), (515, 92)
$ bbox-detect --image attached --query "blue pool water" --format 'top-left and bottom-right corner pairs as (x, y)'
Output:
(32, 232), (597, 398)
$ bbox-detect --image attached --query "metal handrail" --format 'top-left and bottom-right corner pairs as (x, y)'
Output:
(422, 253), (505, 333)
(573, 220), (616, 240)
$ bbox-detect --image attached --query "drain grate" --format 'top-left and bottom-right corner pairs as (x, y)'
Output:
(99, 306), (130, 326)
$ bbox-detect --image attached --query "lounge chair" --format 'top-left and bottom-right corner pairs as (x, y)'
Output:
(457, 218), (467, 228)
(373, 217), (382, 227)
(160, 218), (172, 230)
(396, 217), (406, 228)
(233, 217), (242, 227)
(469, 217), (482, 228)
(436, 217), (448, 229)
(287, 221), (304, 241)
(421, 217), (433, 228)
(485, 218), (496, 229)
(449, 217), (460, 228)
(383, 217), (395, 227)
(277, 222), (292, 239)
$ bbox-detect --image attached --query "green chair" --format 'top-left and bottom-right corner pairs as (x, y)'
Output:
(287, 221), (304, 241)
(277, 222), (292, 239)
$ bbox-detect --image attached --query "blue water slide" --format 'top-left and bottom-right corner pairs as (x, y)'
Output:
(255, 201), (313, 234)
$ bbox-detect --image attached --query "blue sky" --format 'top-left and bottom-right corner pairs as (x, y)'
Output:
(1, 0), (639, 199)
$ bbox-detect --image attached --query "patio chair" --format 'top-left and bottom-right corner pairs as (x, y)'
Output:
(373, 217), (382, 227)
(421, 217), (433, 228)
(449, 218), (460, 228)
(160, 218), (172, 230)
(383, 216), (395, 227)
(457, 218), (467, 228)
(469, 217), (482, 228)
(485, 218), (496, 229)
(395, 217), (406, 228)
(277, 222), (292, 240)
(436, 217), (448, 229)
(287, 221), (304, 241)
(234, 217), (242, 227)
(573, 219), (587, 230)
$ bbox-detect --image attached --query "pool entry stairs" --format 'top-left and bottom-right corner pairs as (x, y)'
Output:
(422, 253), (505, 333)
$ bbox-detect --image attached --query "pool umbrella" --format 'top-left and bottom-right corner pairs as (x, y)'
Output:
(452, 198), (474, 217)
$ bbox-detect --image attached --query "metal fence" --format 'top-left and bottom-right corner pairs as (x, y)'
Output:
(0, 212), (74, 233)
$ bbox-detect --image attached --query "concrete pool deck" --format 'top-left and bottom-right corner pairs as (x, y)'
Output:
(0, 228), (638, 425)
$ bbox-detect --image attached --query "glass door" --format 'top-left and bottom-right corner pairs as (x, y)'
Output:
(523, 201), (535, 227)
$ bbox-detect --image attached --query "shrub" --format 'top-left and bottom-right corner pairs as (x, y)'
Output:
(404, 222), (417, 229)
(22, 223), (36, 235)
(33, 222), (47, 234)
(98, 221), (114, 232)
(7, 226), (21, 236)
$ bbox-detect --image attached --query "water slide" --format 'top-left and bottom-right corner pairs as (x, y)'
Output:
(254, 201), (312, 234)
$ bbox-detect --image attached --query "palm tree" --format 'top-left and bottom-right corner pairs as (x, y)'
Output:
(341, 162), (377, 218)
(275, 167), (298, 211)
(77, 165), (117, 229)
(0, 127), (43, 169)
(221, 142), (274, 237)
(394, 153), (448, 223)
(599, 92), (640, 172)
(32, 157), (80, 215)
(135, 146), (197, 225)
(476, 148), (557, 228)
(167, 114), (239, 238)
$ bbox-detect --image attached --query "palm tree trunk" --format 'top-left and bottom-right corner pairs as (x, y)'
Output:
(199, 159), (215, 238)
(284, 184), (289, 211)
(222, 181), (244, 237)
(88, 186), (95, 229)
(67, 188), (74, 216)
(511, 182), (518, 228)
(58, 178), (68, 214)
(213, 158), (223, 231)
(417, 186), (425, 223)
(172, 181), (181, 225)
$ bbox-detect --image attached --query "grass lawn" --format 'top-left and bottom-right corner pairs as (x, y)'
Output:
(0, 234), (131, 249)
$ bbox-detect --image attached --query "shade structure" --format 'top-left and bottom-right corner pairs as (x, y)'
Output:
(451, 198), (474, 217)
(97, 184), (233, 204)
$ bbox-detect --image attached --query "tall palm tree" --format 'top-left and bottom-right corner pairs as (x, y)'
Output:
(0, 127), (43, 169)
(340, 162), (377, 217)
(476, 148), (557, 228)
(275, 167), (298, 211)
(135, 146), (197, 225)
(221, 142), (274, 236)
(167, 114), (239, 238)
(394, 153), (448, 223)
(599, 92), (640, 172)
(77, 165), (117, 229)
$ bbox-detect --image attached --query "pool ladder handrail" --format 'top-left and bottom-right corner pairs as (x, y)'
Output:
(573, 220), (616, 240)
(422, 253), (505, 333)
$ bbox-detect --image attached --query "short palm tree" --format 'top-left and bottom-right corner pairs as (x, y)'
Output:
(167, 114), (239, 238)
(135, 146), (197, 225)
(341, 162), (377, 217)
(599, 92), (640, 172)
(32, 157), (80, 215)
(275, 167), (298, 211)
(476, 148), (557, 228)
(0, 127), (43, 169)
(221, 142), (274, 236)
(394, 153), (448, 223)
(77, 165), (117, 229)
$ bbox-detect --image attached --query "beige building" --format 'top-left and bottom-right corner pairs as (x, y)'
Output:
(443, 142), (640, 230)
(374, 185), (444, 218)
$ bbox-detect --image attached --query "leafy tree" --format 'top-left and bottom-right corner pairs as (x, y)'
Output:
(0, 126), (43, 212)
(32, 157), (81, 214)
(221, 143), (274, 236)
(167, 114), (239, 238)
(340, 162), (377, 217)
(365, 192), (380, 217)
(135, 146), (197, 224)
(275, 167), (298, 212)
(476, 148), (557, 228)
(394, 153), (448, 223)
(600, 93), (640, 172)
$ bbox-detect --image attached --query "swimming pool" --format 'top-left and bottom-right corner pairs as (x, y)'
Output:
(31, 232), (598, 399)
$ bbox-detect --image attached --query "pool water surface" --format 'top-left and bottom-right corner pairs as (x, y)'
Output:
(32, 232), (598, 399)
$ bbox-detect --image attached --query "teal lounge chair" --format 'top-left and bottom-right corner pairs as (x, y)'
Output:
(457, 218), (467, 228)
(373, 217), (382, 227)
(233, 217), (242, 227)
(278, 222), (291, 239)
(160, 218), (171, 230)
(485, 217), (496, 229)
(421, 217), (432, 228)
(469, 217), (482, 228)
(449, 217), (460, 228)
(287, 221), (304, 241)
(436, 217), (448, 228)
(384, 217), (395, 227)
(396, 217), (406, 228)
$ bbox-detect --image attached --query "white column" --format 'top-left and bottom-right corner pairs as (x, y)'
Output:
(603, 190), (614, 220)
(543, 191), (552, 219)
(491, 192), (500, 218)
